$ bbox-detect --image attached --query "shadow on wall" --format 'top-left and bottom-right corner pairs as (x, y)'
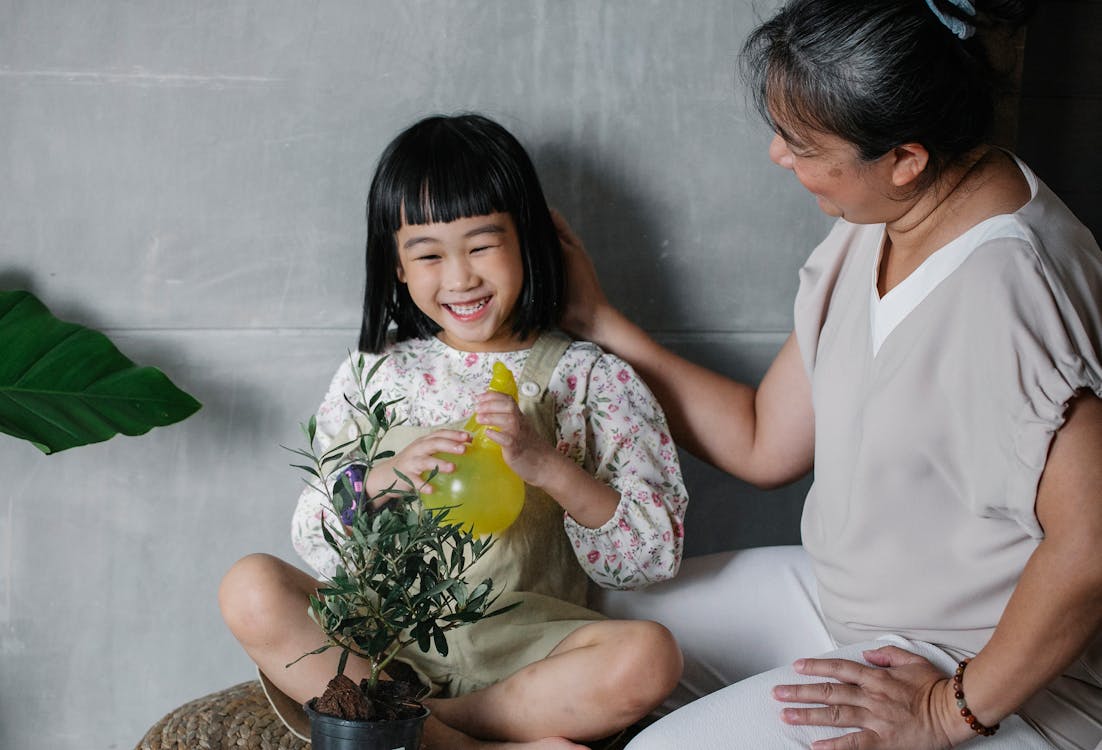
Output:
(1017, 2), (1102, 240)
(0, 265), (274, 455)
(531, 137), (685, 326)
(0, 270), (35, 294)
(534, 138), (810, 556)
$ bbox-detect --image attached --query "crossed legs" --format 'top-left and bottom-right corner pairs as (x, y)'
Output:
(219, 553), (682, 749)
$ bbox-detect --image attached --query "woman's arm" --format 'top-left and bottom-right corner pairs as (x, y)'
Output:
(935, 392), (1102, 739)
(776, 393), (1102, 749)
(555, 212), (815, 487)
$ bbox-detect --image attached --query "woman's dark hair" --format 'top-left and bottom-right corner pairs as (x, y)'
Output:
(741, 0), (1036, 182)
(359, 113), (564, 353)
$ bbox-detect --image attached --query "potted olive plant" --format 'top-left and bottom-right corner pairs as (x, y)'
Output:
(286, 354), (516, 750)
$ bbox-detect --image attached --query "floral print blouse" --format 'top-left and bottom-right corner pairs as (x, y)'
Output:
(291, 335), (688, 590)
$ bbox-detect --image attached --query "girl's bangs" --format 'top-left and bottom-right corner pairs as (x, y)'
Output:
(397, 152), (512, 227)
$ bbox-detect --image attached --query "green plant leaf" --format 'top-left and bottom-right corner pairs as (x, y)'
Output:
(432, 627), (449, 657)
(0, 290), (201, 454)
(290, 463), (321, 479)
(286, 351), (521, 678)
(412, 579), (453, 607)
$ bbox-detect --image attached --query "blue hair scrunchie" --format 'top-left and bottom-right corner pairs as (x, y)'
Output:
(925, 0), (977, 39)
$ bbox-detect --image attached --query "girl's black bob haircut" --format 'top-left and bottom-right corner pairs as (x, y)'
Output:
(359, 113), (564, 353)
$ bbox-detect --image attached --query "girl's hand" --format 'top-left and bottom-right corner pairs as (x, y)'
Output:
(369, 429), (470, 499)
(773, 646), (967, 750)
(473, 391), (563, 487)
(552, 209), (610, 340)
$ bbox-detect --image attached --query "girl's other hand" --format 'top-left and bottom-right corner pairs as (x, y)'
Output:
(552, 209), (609, 340)
(474, 390), (562, 487)
(370, 429), (470, 498)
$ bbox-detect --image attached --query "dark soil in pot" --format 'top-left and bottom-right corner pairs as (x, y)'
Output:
(305, 674), (429, 750)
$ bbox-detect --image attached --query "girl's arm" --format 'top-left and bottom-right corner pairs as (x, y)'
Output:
(555, 212), (814, 488)
(473, 391), (622, 529)
(564, 353), (690, 589)
(291, 356), (370, 578)
(476, 352), (689, 589)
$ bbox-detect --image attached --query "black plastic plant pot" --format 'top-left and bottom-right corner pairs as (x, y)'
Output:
(304, 700), (430, 750)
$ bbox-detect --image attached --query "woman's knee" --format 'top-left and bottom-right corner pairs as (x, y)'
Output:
(218, 553), (308, 641)
(626, 674), (789, 750)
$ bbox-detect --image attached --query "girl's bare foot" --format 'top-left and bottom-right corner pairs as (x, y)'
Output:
(422, 720), (586, 750)
(489, 739), (586, 750)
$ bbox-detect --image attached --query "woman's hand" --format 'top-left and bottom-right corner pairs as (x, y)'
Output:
(368, 429), (470, 500)
(552, 209), (610, 341)
(473, 390), (563, 487)
(773, 646), (969, 749)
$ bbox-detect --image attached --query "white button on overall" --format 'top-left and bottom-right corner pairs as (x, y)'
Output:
(519, 381), (540, 397)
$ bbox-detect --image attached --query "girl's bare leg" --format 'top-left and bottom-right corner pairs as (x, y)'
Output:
(219, 553), (359, 692)
(427, 619), (683, 742)
(219, 553), (592, 749)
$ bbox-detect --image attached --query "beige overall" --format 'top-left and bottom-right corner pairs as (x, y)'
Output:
(261, 331), (605, 738)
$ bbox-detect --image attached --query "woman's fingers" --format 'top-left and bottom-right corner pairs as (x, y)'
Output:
(808, 730), (875, 750)
(860, 645), (926, 669)
(774, 679), (867, 708)
(550, 208), (609, 338)
(550, 207), (584, 251)
(774, 653), (955, 750)
(781, 703), (870, 729)
(795, 657), (875, 684)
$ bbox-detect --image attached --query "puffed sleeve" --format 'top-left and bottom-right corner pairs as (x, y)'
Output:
(557, 349), (688, 589)
(290, 355), (378, 579)
(968, 228), (1102, 536)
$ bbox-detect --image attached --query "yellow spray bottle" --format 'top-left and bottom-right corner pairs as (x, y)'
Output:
(422, 361), (525, 536)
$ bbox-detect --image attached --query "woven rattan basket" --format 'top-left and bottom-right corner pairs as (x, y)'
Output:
(135, 679), (645, 749)
(135, 680), (307, 750)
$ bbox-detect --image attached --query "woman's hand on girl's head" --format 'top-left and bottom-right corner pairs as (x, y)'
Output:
(474, 390), (563, 487)
(367, 429), (470, 498)
(772, 646), (966, 750)
(552, 209), (610, 341)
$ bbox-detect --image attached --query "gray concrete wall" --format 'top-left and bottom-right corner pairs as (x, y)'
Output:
(0, 2), (1094, 748)
(1017, 0), (1102, 241)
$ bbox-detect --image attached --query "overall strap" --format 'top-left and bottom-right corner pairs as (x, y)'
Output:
(516, 330), (572, 442)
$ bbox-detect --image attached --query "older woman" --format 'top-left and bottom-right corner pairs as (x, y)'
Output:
(563, 0), (1102, 747)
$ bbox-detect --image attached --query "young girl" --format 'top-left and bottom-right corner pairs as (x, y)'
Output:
(219, 113), (687, 749)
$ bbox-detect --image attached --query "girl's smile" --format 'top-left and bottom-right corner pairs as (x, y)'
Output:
(443, 296), (491, 321)
(395, 212), (530, 353)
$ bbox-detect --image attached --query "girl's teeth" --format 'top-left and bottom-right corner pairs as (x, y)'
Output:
(447, 299), (488, 315)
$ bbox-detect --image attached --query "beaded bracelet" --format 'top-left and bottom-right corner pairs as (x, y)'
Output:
(952, 659), (1000, 737)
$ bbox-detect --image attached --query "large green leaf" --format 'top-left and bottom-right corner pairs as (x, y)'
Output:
(0, 290), (201, 454)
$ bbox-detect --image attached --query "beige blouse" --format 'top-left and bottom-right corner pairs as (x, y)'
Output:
(793, 157), (1102, 747)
